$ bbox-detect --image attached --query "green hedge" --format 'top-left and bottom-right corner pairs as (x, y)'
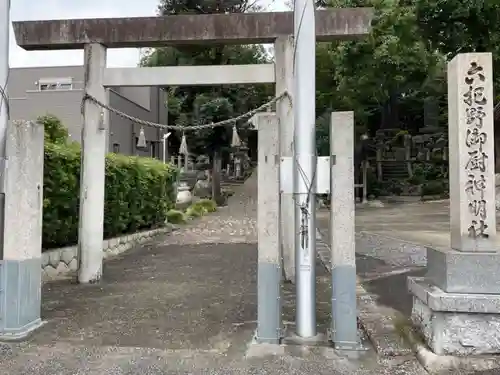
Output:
(43, 142), (177, 249)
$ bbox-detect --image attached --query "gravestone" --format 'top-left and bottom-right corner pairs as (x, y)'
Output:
(423, 97), (439, 129)
(193, 156), (212, 198)
(193, 178), (212, 199)
(408, 53), (500, 356)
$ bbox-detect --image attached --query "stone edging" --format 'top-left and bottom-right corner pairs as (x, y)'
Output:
(400, 325), (500, 374)
(41, 226), (173, 282)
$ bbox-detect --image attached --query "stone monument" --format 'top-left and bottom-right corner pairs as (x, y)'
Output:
(408, 53), (500, 355)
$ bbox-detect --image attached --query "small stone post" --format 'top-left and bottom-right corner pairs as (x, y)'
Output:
(0, 120), (45, 339)
(234, 156), (242, 178)
(78, 43), (108, 284)
(329, 112), (359, 349)
(362, 160), (368, 204)
(256, 113), (282, 343)
(376, 148), (382, 182)
(275, 35), (296, 283)
(408, 53), (500, 355)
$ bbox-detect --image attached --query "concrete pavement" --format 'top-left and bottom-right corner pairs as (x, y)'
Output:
(316, 200), (500, 318)
(317, 200), (500, 250)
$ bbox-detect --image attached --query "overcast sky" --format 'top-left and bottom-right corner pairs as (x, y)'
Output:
(9, 0), (289, 68)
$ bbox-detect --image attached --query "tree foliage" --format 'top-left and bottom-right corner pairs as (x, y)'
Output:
(39, 114), (69, 144)
(143, 0), (500, 157)
(315, 0), (500, 154)
(415, 0), (500, 101)
(316, 1), (445, 142)
(140, 0), (273, 156)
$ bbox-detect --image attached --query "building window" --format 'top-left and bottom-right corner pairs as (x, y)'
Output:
(112, 143), (120, 153)
(38, 77), (73, 91)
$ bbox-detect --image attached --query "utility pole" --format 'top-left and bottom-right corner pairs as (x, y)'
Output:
(293, 0), (317, 337)
(0, 0), (10, 260)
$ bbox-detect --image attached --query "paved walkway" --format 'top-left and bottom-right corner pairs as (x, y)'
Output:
(317, 201), (500, 317)
(0, 173), (426, 374)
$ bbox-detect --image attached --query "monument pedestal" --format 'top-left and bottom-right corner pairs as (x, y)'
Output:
(426, 247), (500, 294)
(408, 276), (500, 356)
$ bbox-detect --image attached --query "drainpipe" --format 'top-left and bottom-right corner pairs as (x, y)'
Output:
(157, 87), (161, 159)
(0, 0), (9, 259)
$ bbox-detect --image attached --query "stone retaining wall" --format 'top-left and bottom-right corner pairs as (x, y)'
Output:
(41, 226), (173, 282)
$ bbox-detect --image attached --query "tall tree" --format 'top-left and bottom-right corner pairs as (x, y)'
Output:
(141, 0), (273, 157)
(314, 0), (446, 154)
(415, 0), (500, 101)
(141, 0), (274, 203)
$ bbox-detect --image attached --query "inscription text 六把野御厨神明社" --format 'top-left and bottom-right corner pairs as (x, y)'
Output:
(463, 61), (490, 239)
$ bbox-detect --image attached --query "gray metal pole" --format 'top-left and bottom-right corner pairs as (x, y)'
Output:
(163, 138), (167, 163)
(165, 92), (169, 163)
(362, 161), (368, 204)
(0, 0), (11, 260)
(162, 133), (171, 164)
(293, 0), (317, 337)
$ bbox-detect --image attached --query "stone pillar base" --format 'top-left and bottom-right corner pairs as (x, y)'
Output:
(256, 261), (282, 344)
(408, 277), (500, 356)
(0, 259), (44, 340)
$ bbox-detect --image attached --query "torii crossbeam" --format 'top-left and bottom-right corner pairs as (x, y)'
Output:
(13, 9), (373, 49)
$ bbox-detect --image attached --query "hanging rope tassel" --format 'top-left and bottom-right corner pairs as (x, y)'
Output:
(179, 132), (189, 155)
(231, 125), (241, 148)
(137, 126), (147, 148)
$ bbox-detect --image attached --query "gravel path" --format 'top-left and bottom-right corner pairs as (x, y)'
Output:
(161, 172), (257, 245)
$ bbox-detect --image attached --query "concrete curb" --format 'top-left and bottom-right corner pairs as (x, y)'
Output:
(400, 326), (500, 374)
(41, 225), (174, 282)
(317, 228), (500, 374)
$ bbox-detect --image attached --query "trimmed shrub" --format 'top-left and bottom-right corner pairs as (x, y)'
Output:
(421, 180), (446, 197)
(43, 143), (81, 248)
(186, 205), (204, 218)
(193, 199), (217, 213)
(166, 209), (187, 224)
(43, 144), (178, 249)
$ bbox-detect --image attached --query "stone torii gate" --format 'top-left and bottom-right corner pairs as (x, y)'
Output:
(6, 9), (372, 343)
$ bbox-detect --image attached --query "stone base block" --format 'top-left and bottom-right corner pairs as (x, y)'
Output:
(0, 259), (44, 340)
(408, 276), (500, 356)
(426, 246), (500, 294)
